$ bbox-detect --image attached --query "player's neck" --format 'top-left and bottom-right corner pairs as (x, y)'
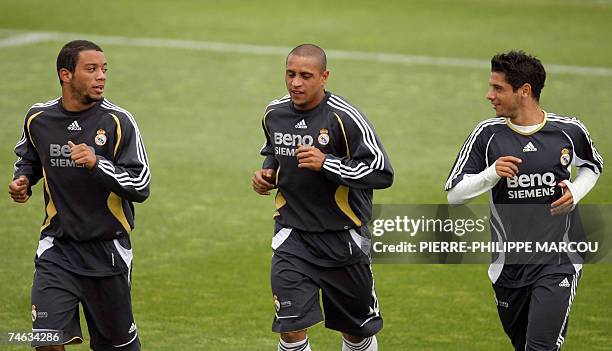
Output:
(511, 104), (544, 126)
(294, 90), (326, 111)
(61, 89), (97, 112)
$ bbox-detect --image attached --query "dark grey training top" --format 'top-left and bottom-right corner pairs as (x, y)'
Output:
(260, 92), (393, 266)
(446, 113), (603, 287)
(14, 97), (150, 276)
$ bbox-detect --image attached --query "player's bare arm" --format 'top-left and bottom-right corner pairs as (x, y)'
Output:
(8, 175), (30, 203)
(296, 145), (325, 171)
(67, 141), (97, 170)
(495, 156), (522, 178)
(252, 168), (276, 195)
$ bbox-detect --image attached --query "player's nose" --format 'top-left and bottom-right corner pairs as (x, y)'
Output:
(97, 68), (106, 81)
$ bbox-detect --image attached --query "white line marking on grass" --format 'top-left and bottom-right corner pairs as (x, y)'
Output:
(1, 29), (611, 77)
(0, 32), (61, 48)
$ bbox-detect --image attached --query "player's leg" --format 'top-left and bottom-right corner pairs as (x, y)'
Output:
(319, 263), (381, 351)
(341, 332), (378, 351)
(281, 329), (308, 342)
(272, 254), (322, 350)
(492, 283), (530, 351)
(31, 258), (84, 349)
(35, 346), (65, 351)
(525, 272), (581, 351)
(80, 269), (140, 351)
(279, 329), (311, 351)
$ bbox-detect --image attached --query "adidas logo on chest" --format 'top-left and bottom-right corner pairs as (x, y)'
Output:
(522, 141), (537, 152)
(67, 120), (82, 131)
(294, 119), (307, 129)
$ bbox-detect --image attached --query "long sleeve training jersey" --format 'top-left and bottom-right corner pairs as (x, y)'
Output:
(13, 97), (150, 276)
(260, 92), (393, 233)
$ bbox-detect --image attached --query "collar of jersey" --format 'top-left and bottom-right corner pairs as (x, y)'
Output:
(58, 97), (104, 116)
(505, 110), (547, 136)
(289, 91), (331, 114)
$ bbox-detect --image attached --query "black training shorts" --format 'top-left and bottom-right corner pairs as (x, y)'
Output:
(493, 270), (581, 351)
(31, 258), (140, 351)
(271, 252), (382, 337)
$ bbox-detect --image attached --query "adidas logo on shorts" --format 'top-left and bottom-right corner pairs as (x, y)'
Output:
(559, 277), (570, 288)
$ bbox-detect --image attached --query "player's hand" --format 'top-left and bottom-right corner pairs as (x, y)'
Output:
(252, 169), (276, 195)
(296, 145), (325, 171)
(495, 156), (522, 178)
(68, 141), (97, 170)
(8, 175), (30, 203)
(550, 181), (574, 216)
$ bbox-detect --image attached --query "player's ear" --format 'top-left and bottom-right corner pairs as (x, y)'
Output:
(59, 68), (73, 84)
(321, 70), (330, 84)
(520, 83), (532, 99)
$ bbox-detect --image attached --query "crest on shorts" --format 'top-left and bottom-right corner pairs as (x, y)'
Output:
(95, 129), (107, 146)
(318, 128), (330, 146)
(273, 295), (281, 312)
(31, 305), (37, 322)
(560, 148), (571, 166)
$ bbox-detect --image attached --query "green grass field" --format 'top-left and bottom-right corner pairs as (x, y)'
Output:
(1, 1), (610, 350)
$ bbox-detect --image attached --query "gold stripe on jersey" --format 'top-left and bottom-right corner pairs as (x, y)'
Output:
(107, 192), (132, 233)
(111, 114), (122, 157)
(275, 165), (280, 187)
(40, 169), (57, 232)
(273, 191), (287, 218)
(334, 185), (362, 227)
(334, 113), (350, 157)
(273, 166), (284, 217)
(262, 109), (275, 136)
(505, 110), (548, 136)
(26, 111), (44, 149)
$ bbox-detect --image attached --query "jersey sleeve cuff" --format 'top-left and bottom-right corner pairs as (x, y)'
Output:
(484, 163), (501, 183)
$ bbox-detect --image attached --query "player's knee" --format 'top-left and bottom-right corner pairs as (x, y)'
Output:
(342, 333), (364, 343)
(36, 346), (65, 351)
(280, 329), (308, 343)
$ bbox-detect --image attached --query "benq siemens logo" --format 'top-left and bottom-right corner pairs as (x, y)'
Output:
(506, 172), (557, 199)
(49, 143), (94, 168)
(273, 132), (314, 157)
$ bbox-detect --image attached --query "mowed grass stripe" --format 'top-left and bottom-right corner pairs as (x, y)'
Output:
(1, 29), (612, 77)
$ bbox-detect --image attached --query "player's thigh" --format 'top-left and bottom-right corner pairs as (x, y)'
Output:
(492, 283), (531, 350)
(31, 260), (84, 347)
(80, 272), (140, 351)
(271, 254), (323, 333)
(526, 272), (580, 351)
(320, 263), (382, 338)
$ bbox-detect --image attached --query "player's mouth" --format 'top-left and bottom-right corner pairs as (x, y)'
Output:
(290, 90), (305, 97)
(92, 85), (104, 94)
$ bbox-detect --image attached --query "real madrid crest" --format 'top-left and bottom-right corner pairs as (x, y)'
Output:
(560, 148), (571, 166)
(32, 304), (37, 322)
(95, 129), (107, 146)
(273, 295), (281, 312)
(318, 128), (330, 146)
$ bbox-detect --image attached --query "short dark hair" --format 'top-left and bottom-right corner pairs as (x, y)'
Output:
(491, 50), (546, 101)
(56, 40), (103, 85)
(287, 44), (327, 72)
